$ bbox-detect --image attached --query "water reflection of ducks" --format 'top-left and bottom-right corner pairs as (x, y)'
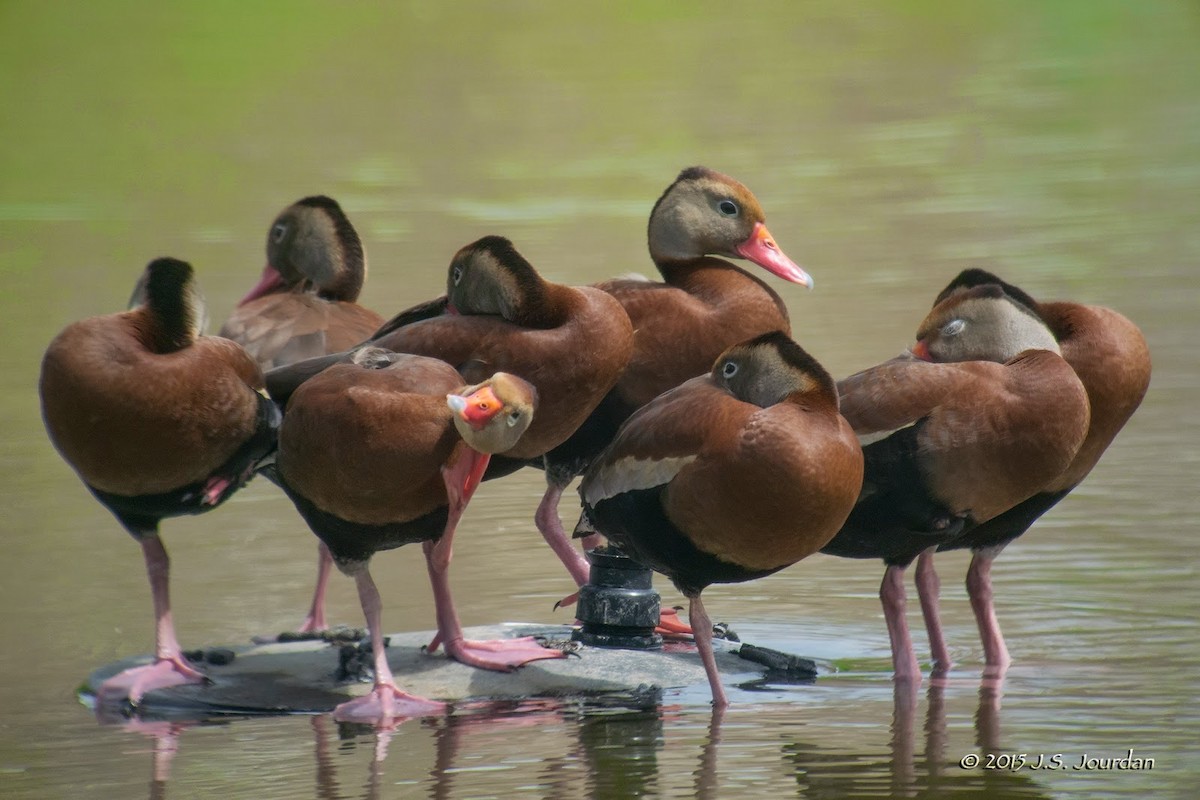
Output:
(92, 709), (230, 800)
(312, 697), (667, 800)
(780, 678), (1050, 799)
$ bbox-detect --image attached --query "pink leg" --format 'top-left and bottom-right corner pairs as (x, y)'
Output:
(423, 451), (564, 670)
(535, 482), (592, 587)
(688, 595), (728, 707)
(423, 540), (564, 670)
(915, 549), (953, 674)
(880, 565), (922, 683)
(97, 535), (207, 706)
(332, 567), (446, 724)
(296, 542), (333, 634)
(966, 551), (1012, 675)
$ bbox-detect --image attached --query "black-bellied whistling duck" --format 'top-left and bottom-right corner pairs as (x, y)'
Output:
(821, 284), (1091, 681)
(39, 258), (279, 706)
(577, 332), (863, 706)
(266, 235), (635, 611)
(220, 195), (385, 635)
(541, 167), (812, 613)
(220, 195), (384, 369)
(273, 350), (560, 723)
(911, 270), (1151, 674)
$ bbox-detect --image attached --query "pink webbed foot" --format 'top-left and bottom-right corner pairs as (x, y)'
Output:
(96, 655), (208, 707)
(441, 636), (566, 671)
(332, 682), (447, 725)
(656, 607), (694, 638)
(293, 613), (327, 636)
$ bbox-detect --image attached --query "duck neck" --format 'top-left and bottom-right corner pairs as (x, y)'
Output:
(654, 256), (786, 315)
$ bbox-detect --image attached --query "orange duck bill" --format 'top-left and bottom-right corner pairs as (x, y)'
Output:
(447, 385), (504, 431)
(734, 222), (813, 288)
(236, 263), (289, 306)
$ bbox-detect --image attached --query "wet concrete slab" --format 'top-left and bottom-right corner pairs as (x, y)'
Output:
(84, 623), (826, 714)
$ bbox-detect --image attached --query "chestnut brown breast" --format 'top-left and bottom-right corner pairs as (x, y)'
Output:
(838, 350), (1090, 524)
(599, 260), (793, 409)
(41, 305), (263, 497)
(276, 357), (464, 527)
(657, 379), (862, 569)
(581, 332), (863, 581)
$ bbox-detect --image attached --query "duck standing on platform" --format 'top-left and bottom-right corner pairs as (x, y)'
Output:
(220, 196), (385, 636)
(541, 167), (815, 615)
(266, 235), (635, 619)
(39, 258), (279, 707)
(274, 351), (559, 722)
(822, 284), (1091, 680)
(911, 270), (1151, 674)
(578, 332), (863, 707)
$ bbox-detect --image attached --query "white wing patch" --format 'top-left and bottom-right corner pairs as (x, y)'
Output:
(856, 421), (916, 447)
(584, 455), (697, 505)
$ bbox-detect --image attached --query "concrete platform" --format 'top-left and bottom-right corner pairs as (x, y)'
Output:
(83, 623), (827, 715)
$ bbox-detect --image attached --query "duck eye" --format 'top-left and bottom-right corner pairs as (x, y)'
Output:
(717, 200), (739, 216)
(942, 319), (966, 337)
(507, 410), (522, 427)
(722, 361), (739, 378)
(452, 265), (464, 285)
(271, 223), (287, 243)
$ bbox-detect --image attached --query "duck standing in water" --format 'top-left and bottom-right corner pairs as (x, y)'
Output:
(39, 258), (279, 706)
(823, 284), (1091, 680)
(578, 332), (863, 706)
(274, 352), (559, 722)
(912, 270), (1151, 674)
(220, 195), (385, 635)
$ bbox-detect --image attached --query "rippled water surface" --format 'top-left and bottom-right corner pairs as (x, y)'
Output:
(2, 2), (1198, 798)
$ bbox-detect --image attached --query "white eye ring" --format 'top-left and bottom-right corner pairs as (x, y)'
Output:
(722, 361), (739, 378)
(942, 319), (966, 336)
(271, 223), (287, 243)
(452, 265), (464, 285)
(507, 411), (521, 427)
(718, 200), (739, 216)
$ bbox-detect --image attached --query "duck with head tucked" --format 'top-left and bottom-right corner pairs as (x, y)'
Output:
(578, 332), (863, 707)
(40, 258), (279, 707)
(265, 235), (634, 650)
(909, 270), (1150, 675)
(823, 283), (1092, 680)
